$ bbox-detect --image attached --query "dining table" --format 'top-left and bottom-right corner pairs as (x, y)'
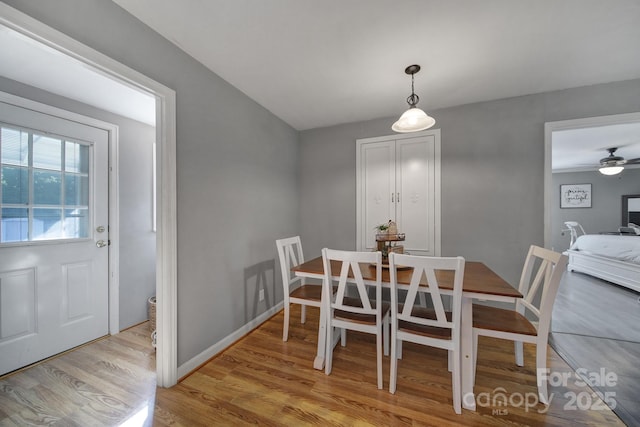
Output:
(292, 255), (523, 411)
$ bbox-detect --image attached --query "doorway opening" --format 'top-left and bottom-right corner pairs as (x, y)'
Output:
(0, 4), (178, 387)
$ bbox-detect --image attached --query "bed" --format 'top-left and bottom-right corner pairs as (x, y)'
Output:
(565, 234), (640, 293)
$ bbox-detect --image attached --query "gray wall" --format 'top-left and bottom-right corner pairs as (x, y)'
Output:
(8, 0), (640, 368)
(551, 168), (640, 252)
(300, 79), (640, 286)
(0, 75), (156, 330)
(4, 0), (300, 366)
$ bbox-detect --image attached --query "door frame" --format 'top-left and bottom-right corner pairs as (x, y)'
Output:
(0, 4), (179, 387)
(543, 111), (640, 250)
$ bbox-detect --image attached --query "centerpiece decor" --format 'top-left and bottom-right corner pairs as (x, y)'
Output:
(375, 220), (405, 264)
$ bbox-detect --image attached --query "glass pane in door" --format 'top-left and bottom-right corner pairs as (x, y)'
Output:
(33, 207), (63, 240)
(1, 126), (91, 243)
(1, 207), (28, 242)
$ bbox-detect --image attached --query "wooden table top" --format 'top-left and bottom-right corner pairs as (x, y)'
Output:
(293, 256), (522, 298)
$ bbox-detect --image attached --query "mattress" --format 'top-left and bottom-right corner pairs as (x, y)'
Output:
(570, 234), (640, 264)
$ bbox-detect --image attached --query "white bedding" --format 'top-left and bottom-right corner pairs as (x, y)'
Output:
(570, 234), (640, 264)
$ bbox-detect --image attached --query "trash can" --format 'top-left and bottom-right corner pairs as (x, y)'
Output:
(148, 296), (156, 333)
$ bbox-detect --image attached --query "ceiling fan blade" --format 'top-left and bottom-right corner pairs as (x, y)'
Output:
(624, 157), (640, 165)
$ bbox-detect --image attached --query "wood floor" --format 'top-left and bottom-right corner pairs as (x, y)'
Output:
(551, 270), (640, 426)
(2, 304), (624, 426)
(0, 322), (156, 426)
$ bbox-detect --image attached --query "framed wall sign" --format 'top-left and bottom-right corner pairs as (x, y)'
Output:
(560, 183), (592, 208)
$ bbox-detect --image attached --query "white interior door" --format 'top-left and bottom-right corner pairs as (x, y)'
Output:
(0, 100), (109, 375)
(360, 140), (395, 251)
(396, 135), (437, 255)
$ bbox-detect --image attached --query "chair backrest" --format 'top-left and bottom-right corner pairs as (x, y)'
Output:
(276, 236), (305, 294)
(321, 248), (382, 318)
(389, 253), (465, 338)
(563, 221), (586, 246)
(516, 245), (568, 335)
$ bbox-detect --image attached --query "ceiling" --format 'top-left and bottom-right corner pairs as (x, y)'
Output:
(1, 1), (640, 171)
(111, 0), (640, 132)
(0, 23), (156, 126)
(552, 122), (640, 172)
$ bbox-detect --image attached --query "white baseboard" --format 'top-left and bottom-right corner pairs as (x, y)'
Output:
(177, 302), (284, 379)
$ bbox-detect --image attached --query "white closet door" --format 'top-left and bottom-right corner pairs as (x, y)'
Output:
(356, 130), (440, 255)
(396, 136), (436, 255)
(360, 140), (395, 251)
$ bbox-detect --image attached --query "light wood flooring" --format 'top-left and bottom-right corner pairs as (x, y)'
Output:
(0, 322), (156, 426)
(551, 270), (640, 426)
(2, 304), (625, 426)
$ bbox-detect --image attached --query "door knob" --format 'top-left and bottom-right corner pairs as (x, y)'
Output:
(96, 240), (107, 248)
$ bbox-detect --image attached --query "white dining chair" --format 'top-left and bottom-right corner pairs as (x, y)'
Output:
(276, 236), (323, 341)
(563, 221), (586, 247)
(388, 252), (465, 414)
(472, 245), (568, 404)
(322, 248), (390, 389)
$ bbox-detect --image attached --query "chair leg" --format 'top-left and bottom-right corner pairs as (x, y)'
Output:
(340, 328), (346, 346)
(376, 329), (383, 389)
(325, 326), (334, 376)
(282, 303), (290, 341)
(472, 332), (478, 386)
(383, 316), (389, 356)
(451, 349), (462, 414)
(515, 341), (524, 366)
(389, 335), (398, 393)
(536, 343), (550, 404)
(418, 292), (427, 307)
(301, 304), (307, 324)
(398, 339), (403, 359)
(447, 350), (453, 372)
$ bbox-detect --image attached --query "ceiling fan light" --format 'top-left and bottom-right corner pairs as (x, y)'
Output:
(599, 165), (624, 175)
(392, 107), (436, 133)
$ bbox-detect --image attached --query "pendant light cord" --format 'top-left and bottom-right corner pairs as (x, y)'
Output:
(407, 73), (419, 108)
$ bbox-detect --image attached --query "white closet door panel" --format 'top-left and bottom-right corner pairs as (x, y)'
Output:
(397, 136), (435, 255)
(362, 141), (395, 250)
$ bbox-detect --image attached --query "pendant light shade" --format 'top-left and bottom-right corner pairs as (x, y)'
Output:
(392, 64), (435, 133)
(392, 107), (436, 133)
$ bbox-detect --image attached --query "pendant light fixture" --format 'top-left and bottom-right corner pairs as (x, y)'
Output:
(392, 64), (436, 133)
(598, 165), (624, 175)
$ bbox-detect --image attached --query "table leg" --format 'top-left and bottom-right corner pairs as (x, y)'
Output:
(313, 278), (329, 370)
(461, 296), (476, 410)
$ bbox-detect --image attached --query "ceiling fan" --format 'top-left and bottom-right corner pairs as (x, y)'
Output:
(598, 147), (640, 175)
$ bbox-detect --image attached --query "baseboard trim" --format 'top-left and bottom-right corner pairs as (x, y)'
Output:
(177, 302), (284, 379)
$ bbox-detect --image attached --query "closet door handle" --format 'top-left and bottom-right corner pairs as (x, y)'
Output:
(391, 193), (394, 203)
(397, 192), (400, 203)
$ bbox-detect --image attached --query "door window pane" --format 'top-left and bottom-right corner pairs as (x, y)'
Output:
(1, 125), (92, 243)
(64, 173), (89, 206)
(33, 134), (62, 170)
(65, 141), (89, 174)
(33, 208), (63, 240)
(64, 208), (88, 238)
(1, 207), (28, 242)
(33, 170), (62, 205)
(1, 127), (29, 166)
(1, 165), (29, 204)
